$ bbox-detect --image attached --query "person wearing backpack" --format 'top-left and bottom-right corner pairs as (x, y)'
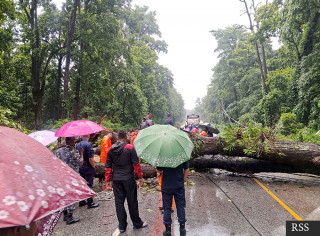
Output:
(140, 112), (154, 130)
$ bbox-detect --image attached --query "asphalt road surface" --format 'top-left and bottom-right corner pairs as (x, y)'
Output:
(53, 171), (320, 236)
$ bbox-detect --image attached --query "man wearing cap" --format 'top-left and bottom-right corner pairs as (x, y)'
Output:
(140, 112), (154, 130)
(56, 137), (83, 225)
(164, 113), (174, 126)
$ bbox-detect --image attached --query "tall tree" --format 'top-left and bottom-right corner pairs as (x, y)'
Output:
(61, 0), (80, 119)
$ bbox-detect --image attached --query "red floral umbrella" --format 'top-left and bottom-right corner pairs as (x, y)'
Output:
(55, 120), (104, 137)
(0, 126), (96, 228)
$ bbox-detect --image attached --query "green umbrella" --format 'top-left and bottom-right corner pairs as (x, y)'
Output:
(133, 124), (194, 168)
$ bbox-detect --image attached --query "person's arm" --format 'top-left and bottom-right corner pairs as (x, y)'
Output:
(79, 147), (84, 166)
(105, 152), (112, 182)
(88, 144), (95, 168)
(89, 157), (95, 168)
(183, 168), (189, 182)
(183, 161), (190, 182)
(132, 147), (143, 186)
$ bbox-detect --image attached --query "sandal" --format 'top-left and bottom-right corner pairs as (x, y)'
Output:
(133, 222), (148, 229)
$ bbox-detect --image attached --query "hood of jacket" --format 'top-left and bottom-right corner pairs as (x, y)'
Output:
(110, 141), (126, 155)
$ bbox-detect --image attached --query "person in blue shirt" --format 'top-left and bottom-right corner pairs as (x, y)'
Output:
(164, 113), (174, 126)
(157, 162), (190, 236)
(76, 134), (99, 209)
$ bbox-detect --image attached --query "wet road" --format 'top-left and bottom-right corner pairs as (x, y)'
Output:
(53, 171), (320, 236)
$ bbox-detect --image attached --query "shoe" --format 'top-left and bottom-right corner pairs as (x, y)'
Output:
(87, 202), (99, 209)
(180, 228), (186, 236)
(63, 210), (68, 221)
(180, 223), (186, 236)
(66, 214), (80, 225)
(159, 206), (164, 211)
(163, 231), (171, 236)
(119, 228), (126, 233)
(133, 222), (149, 229)
(79, 201), (87, 207)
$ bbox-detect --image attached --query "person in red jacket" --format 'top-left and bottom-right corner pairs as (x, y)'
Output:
(105, 130), (148, 233)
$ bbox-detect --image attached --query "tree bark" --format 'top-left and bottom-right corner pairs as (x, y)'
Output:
(62, 0), (80, 119)
(54, 55), (63, 120)
(240, 0), (268, 94)
(190, 155), (320, 175)
(94, 163), (157, 179)
(195, 137), (320, 173)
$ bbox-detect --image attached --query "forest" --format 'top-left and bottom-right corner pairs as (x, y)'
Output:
(194, 0), (320, 144)
(1, 0), (320, 145)
(0, 0), (185, 131)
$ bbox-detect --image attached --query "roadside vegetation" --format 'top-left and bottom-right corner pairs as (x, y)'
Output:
(0, 0), (185, 131)
(194, 0), (320, 146)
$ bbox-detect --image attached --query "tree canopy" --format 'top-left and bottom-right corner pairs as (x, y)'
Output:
(0, 0), (185, 130)
(195, 0), (320, 136)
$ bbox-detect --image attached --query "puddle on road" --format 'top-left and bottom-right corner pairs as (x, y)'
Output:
(306, 206), (320, 220)
(173, 222), (244, 236)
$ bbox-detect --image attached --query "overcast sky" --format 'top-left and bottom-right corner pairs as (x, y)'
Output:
(131, 0), (250, 110)
(54, 0), (252, 110)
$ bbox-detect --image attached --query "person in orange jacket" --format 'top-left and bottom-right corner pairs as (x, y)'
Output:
(100, 132), (113, 164)
(130, 128), (140, 145)
(158, 170), (174, 213)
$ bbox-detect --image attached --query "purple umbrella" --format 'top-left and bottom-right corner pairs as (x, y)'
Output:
(28, 130), (58, 146)
(55, 120), (104, 137)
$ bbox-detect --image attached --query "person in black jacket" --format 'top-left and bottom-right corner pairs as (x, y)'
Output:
(164, 113), (174, 126)
(105, 130), (148, 233)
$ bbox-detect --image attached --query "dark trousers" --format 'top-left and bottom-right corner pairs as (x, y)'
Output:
(162, 187), (186, 225)
(112, 179), (143, 230)
(79, 166), (96, 203)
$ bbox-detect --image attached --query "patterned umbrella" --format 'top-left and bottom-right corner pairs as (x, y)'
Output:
(55, 120), (104, 137)
(28, 130), (58, 146)
(133, 124), (194, 168)
(0, 126), (96, 228)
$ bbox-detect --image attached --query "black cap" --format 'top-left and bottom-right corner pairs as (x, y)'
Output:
(168, 113), (172, 117)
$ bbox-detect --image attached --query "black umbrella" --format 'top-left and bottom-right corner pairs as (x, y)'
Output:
(198, 123), (220, 134)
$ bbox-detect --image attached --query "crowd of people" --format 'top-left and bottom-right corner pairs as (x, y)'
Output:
(53, 112), (189, 236)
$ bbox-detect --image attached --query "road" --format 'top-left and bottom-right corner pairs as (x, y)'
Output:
(53, 171), (320, 236)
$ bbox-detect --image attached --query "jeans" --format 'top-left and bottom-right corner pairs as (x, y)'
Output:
(79, 166), (96, 204)
(162, 187), (186, 225)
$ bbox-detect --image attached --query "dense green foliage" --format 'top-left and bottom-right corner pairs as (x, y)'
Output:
(0, 0), (185, 130)
(195, 0), (320, 142)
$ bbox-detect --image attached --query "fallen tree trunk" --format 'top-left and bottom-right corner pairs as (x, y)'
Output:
(95, 163), (157, 179)
(190, 155), (320, 175)
(195, 137), (320, 174)
(93, 136), (320, 178)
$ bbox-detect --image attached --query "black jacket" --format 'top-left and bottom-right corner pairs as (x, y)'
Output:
(106, 141), (141, 180)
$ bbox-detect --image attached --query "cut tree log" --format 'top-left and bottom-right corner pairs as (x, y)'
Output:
(195, 137), (320, 174)
(95, 163), (157, 179)
(190, 155), (319, 175)
(93, 136), (320, 178)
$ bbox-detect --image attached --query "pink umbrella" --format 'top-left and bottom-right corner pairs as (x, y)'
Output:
(55, 120), (104, 137)
(28, 130), (58, 146)
(0, 126), (96, 228)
